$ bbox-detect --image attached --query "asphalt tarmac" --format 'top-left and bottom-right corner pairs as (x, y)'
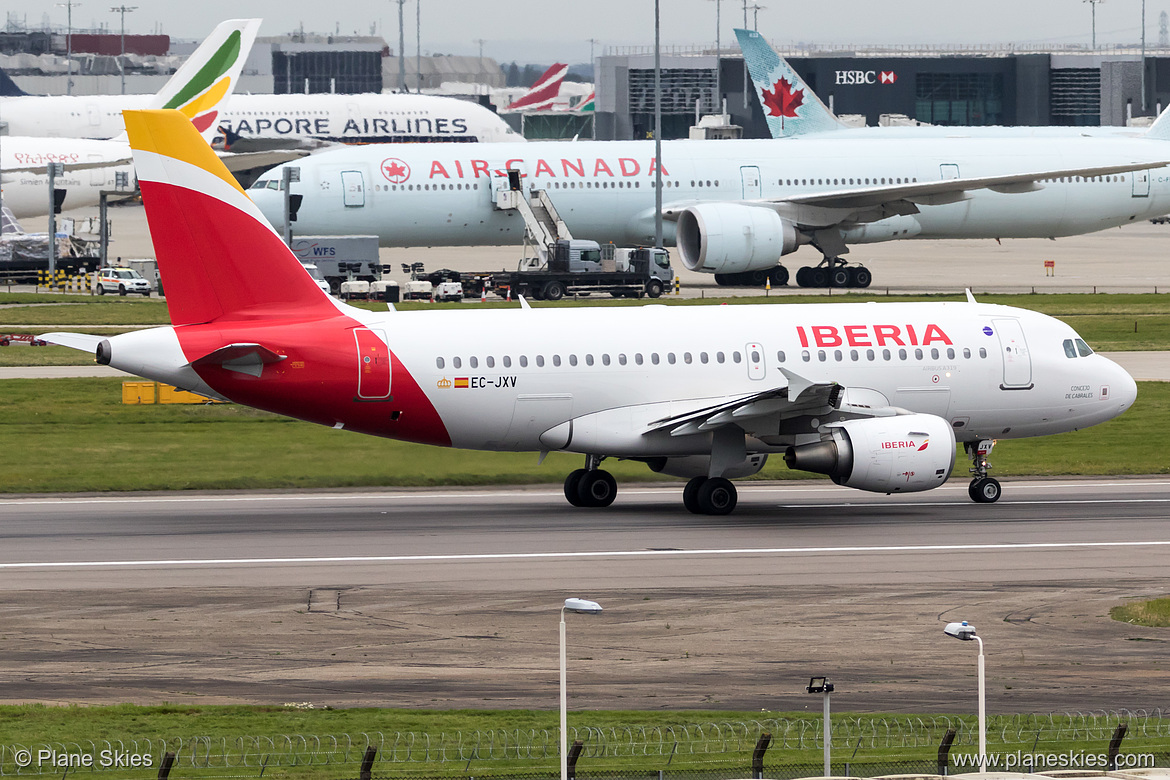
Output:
(2, 479), (1169, 711)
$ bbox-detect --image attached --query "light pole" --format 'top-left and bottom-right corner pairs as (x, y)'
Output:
(1084, 0), (1105, 49)
(110, 5), (136, 95)
(706, 0), (721, 111)
(944, 621), (985, 770)
(806, 677), (834, 775)
(560, 598), (602, 780)
(395, 0), (406, 92)
(56, 1), (80, 95)
(653, 0), (662, 250)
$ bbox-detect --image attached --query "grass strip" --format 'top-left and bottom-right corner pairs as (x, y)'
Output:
(0, 379), (1165, 493)
(1111, 596), (1170, 627)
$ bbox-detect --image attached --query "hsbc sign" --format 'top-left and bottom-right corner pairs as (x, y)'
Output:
(835, 70), (898, 85)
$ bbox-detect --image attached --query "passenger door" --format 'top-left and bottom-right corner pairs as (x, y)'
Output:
(1132, 169), (1151, 198)
(994, 318), (1033, 390)
(354, 328), (391, 399)
(740, 166), (762, 199)
(341, 170), (366, 208)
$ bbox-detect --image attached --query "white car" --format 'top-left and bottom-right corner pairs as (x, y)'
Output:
(96, 267), (152, 297)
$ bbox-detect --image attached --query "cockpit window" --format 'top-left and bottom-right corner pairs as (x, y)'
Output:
(250, 179), (269, 190)
(1063, 339), (1077, 359)
(1075, 338), (1094, 357)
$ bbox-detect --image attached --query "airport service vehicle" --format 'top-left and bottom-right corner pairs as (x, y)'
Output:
(490, 241), (672, 300)
(434, 281), (464, 302)
(44, 110), (1138, 515)
(0, 19), (260, 220)
(249, 106), (1170, 292)
(95, 267), (152, 297)
(288, 235), (381, 295)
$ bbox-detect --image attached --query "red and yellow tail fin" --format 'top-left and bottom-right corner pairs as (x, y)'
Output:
(124, 109), (338, 326)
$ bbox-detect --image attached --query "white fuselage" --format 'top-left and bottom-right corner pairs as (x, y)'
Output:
(0, 92), (521, 144)
(0, 137), (133, 218)
(108, 300), (1136, 456)
(249, 134), (1170, 249)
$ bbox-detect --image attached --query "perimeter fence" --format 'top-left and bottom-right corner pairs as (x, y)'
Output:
(3, 710), (1170, 779)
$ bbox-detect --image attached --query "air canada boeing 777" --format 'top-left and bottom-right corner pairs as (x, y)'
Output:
(43, 110), (1136, 514)
(250, 108), (1170, 290)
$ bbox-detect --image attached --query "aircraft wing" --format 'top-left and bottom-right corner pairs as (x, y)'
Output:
(643, 369), (851, 438)
(216, 149), (311, 173)
(661, 159), (1170, 227)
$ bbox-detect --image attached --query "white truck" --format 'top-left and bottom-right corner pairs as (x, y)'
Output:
(288, 235), (382, 295)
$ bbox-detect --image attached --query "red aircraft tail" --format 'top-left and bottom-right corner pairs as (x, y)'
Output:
(123, 109), (339, 326)
(505, 63), (568, 112)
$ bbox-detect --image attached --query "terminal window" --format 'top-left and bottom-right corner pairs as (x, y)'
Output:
(914, 73), (1004, 125)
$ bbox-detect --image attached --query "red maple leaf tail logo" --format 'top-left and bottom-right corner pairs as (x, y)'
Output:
(761, 77), (804, 119)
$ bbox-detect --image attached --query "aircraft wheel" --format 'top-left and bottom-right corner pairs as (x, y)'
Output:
(714, 273), (731, 286)
(747, 269), (769, 286)
(968, 477), (1002, 504)
(769, 266), (789, 287)
(830, 267), (850, 288)
(96, 284), (105, 295)
(564, 469), (589, 507)
(809, 268), (828, 288)
(542, 281), (565, 301)
(851, 266), (872, 288)
(697, 477), (738, 515)
(683, 476), (707, 514)
(795, 267), (810, 287)
(577, 469), (617, 508)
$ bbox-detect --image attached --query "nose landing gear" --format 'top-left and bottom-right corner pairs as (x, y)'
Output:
(965, 439), (1001, 503)
(564, 454), (617, 508)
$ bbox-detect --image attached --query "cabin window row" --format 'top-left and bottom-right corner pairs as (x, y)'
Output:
(1040, 175), (1124, 183)
(796, 346), (988, 362)
(549, 180), (644, 189)
(384, 183), (481, 191)
(782, 176), (919, 186)
(437, 350), (746, 369)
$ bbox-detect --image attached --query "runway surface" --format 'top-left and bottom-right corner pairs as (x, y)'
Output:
(2, 479), (1169, 711)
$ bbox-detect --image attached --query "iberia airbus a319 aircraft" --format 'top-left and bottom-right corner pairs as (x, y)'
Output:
(44, 110), (1138, 514)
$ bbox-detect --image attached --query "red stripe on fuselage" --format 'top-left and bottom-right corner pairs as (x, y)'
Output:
(172, 305), (450, 447)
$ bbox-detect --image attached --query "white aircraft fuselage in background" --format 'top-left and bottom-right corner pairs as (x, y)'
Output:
(0, 138), (132, 218)
(0, 92), (521, 145)
(251, 134), (1170, 272)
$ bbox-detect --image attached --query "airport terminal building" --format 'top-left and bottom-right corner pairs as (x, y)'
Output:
(595, 43), (1170, 140)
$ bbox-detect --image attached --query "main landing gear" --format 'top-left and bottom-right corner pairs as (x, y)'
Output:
(794, 258), (872, 289)
(682, 476), (738, 515)
(564, 455), (618, 508)
(965, 439), (1001, 503)
(713, 266), (789, 287)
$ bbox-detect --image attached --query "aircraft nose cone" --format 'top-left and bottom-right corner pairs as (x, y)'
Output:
(249, 187), (282, 229)
(1110, 358), (1138, 414)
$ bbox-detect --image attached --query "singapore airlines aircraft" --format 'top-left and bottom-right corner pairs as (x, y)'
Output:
(0, 78), (520, 147)
(735, 28), (1154, 141)
(0, 19), (260, 220)
(43, 110), (1137, 514)
(249, 122), (1170, 289)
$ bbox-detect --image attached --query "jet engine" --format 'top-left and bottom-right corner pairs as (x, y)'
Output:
(783, 414), (956, 493)
(676, 203), (799, 274)
(646, 453), (768, 480)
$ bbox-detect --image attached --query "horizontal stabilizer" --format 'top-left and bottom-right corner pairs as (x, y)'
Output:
(191, 343), (287, 377)
(39, 332), (105, 353)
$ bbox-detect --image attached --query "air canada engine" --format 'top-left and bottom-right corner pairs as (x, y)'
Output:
(677, 203), (800, 274)
(783, 414), (956, 493)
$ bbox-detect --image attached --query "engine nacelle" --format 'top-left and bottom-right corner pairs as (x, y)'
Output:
(676, 203), (799, 274)
(784, 414), (956, 494)
(646, 453), (768, 480)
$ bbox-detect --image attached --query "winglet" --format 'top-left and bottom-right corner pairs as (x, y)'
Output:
(734, 28), (843, 138)
(146, 19), (261, 142)
(125, 109), (340, 327)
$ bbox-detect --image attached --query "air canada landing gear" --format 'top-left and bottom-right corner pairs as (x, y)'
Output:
(682, 476), (738, 515)
(795, 259), (872, 289)
(713, 265), (789, 287)
(965, 439), (1001, 503)
(564, 456), (617, 508)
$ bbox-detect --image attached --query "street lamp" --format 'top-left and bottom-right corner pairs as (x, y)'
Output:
(944, 621), (985, 770)
(110, 5), (137, 95)
(560, 598), (602, 780)
(806, 676), (834, 775)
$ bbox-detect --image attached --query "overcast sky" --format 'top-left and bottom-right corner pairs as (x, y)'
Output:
(5, 1), (1161, 63)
